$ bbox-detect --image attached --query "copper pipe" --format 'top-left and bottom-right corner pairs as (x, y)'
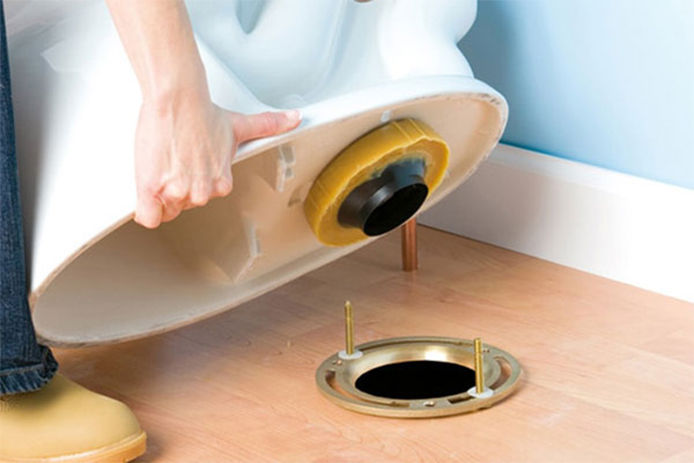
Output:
(401, 218), (418, 271)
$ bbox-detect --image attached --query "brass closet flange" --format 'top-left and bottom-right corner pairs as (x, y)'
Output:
(315, 303), (522, 418)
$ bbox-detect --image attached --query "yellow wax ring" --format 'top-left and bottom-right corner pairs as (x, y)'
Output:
(304, 119), (449, 246)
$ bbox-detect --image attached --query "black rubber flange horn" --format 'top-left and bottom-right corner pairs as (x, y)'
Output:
(337, 159), (428, 236)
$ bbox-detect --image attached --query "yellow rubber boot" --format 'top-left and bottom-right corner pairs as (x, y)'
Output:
(0, 374), (146, 462)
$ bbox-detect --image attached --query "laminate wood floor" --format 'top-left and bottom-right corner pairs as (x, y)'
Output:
(54, 226), (694, 462)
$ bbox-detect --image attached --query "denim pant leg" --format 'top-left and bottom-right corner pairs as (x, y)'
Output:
(0, 1), (58, 396)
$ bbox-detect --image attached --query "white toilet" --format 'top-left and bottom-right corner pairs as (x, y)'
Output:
(4, 0), (507, 346)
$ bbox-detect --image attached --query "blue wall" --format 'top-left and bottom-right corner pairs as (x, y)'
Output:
(460, 0), (694, 189)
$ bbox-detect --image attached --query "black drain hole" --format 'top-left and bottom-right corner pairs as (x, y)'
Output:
(362, 183), (428, 236)
(338, 159), (428, 237)
(355, 360), (476, 400)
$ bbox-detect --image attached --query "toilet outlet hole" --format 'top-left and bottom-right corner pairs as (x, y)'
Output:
(362, 183), (427, 236)
(338, 159), (428, 236)
(355, 360), (476, 400)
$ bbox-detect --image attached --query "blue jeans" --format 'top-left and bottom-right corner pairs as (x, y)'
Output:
(0, 1), (59, 396)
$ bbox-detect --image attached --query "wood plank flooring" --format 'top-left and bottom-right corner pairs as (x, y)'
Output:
(54, 226), (694, 462)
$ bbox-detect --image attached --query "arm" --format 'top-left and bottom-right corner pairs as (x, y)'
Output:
(106, 0), (301, 228)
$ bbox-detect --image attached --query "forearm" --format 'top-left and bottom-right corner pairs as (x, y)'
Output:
(105, 0), (207, 102)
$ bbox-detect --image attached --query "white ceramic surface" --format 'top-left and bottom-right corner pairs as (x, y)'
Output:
(5, 0), (507, 346)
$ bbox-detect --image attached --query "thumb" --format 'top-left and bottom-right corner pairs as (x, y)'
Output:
(232, 110), (301, 144)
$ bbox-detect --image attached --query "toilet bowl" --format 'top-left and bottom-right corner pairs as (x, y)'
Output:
(5, 0), (507, 347)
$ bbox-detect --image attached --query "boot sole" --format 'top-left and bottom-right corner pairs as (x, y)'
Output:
(1, 431), (146, 463)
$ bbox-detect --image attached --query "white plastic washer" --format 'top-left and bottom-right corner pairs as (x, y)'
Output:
(338, 349), (364, 360)
(467, 386), (494, 399)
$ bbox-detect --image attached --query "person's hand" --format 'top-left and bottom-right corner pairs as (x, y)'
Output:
(105, 0), (301, 228)
(133, 89), (301, 228)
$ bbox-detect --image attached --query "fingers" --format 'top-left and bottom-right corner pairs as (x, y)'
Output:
(189, 179), (212, 207)
(134, 192), (164, 229)
(159, 181), (191, 222)
(232, 109), (301, 144)
(137, 173), (233, 228)
(212, 176), (233, 199)
(161, 200), (183, 222)
(135, 182), (187, 228)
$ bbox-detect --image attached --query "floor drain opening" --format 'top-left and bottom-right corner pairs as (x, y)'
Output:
(355, 360), (476, 400)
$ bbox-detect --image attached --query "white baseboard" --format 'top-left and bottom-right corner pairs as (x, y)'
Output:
(419, 144), (694, 303)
